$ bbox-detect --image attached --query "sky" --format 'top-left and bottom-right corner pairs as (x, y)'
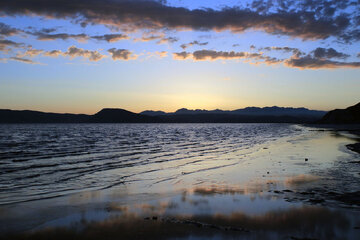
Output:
(0, 0), (359, 114)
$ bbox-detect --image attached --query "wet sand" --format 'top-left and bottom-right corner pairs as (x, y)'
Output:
(1, 125), (360, 240)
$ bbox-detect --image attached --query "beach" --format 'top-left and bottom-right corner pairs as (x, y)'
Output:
(0, 124), (359, 239)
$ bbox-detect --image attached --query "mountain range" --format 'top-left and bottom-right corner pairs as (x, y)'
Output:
(0, 106), (327, 123)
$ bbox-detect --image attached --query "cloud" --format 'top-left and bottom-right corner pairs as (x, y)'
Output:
(180, 41), (208, 50)
(91, 33), (129, 42)
(262, 46), (304, 57)
(9, 56), (39, 64)
(31, 32), (89, 42)
(108, 48), (137, 60)
(43, 50), (63, 57)
(173, 47), (360, 69)
(0, 39), (24, 52)
(0, 22), (19, 36)
(173, 51), (192, 60)
(173, 50), (265, 61)
(284, 56), (360, 69)
(17, 48), (44, 58)
(157, 36), (178, 44)
(312, 47), (350, 59)
(0, 0), (358, 42)
(154, 51), (167, 58)
(65, 46), (106, 61)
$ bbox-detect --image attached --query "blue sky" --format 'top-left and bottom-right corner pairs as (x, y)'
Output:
(0, 0), (359, 113)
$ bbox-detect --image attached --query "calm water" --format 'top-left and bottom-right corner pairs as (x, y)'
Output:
(0, 123), (300, 205)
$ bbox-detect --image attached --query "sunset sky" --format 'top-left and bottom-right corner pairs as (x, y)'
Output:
(0, 0), (359, 114)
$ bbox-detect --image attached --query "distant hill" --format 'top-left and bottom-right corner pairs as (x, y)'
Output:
(91, 108), (157, 123)
(0, 106), (327, 123)
(318, 102), (360, 124)
(0, 109), (89, 123)
(141, 106), (326, 118)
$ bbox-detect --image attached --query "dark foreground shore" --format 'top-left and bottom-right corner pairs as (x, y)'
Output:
(1, 124), (360, 240)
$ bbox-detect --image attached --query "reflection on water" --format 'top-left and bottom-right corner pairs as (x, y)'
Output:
(0, 124), (360, 239)
(1, 201), (359, 240)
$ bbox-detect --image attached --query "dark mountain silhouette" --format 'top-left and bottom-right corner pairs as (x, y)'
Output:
(0, 106), (326, 123)
(91, 108), (157, 123)
(141, 106), (326, 118)
(139, 110), (167, 116)
(0, 109), (89, 123)
(318, 102), (360, 124)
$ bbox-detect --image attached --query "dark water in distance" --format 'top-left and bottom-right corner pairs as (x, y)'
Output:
(0, 123), (300, 205)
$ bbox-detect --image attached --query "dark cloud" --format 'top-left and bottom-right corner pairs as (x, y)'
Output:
(262, 46), (303, 57)
(285, 55), (360, 69)
(39, 27), (57, 33)
(172, 50), (278, 64)
(192, 50), (247, 61)
(31, 32), (89, 41)
(180, 41), (208, 50)
(312, 47), (350, 59)
(0, 22), (19, 36)
(0, 39), (24, 52)
(108, 48), (136, 60)
(91, 33), (129, 42)
(173, 47), (360, 69)
(0, 0), (358, 42)
(65, 46), (105, 61)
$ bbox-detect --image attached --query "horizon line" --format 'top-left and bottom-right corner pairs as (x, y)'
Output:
(0, 105), (331, 115)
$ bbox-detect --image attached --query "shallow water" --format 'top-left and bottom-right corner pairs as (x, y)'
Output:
(0, 123), (360, 239)
(0, 123), (299, 205)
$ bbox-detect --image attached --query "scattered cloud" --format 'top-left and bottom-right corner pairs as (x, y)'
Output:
(262, 46), (303, 57)
(91, 33), (129, 42)
(9, 56), (39, 64)
(43, 50), (63, 57)
(31, 32), (89, 42)
(173, 47), (360, 69)
(312, 47), (350, 59)
(284, 56), (360, 69)
(134, 33), (164, 42)
(65, 46), (106, 61)
(0, 39), (24, 52)
(154, 51), (167, 58)
(172, 51), (192, 60)
(157, 36), (178, 44)
(108, 48), (137, 60)
(0, 22), (19, 36)
(17, 48), (44, 58)
(180, 41), (208, 50)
